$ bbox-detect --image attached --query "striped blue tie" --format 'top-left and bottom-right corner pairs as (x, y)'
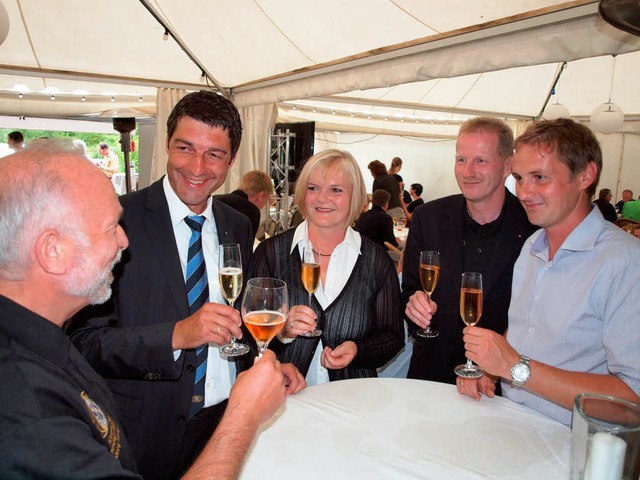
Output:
(185, 215), (209, 419)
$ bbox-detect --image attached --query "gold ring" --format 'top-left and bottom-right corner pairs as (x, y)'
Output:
(459, 381), (464, 388)
(216, 325), (221, 335)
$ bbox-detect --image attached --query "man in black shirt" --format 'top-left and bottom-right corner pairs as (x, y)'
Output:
(215, 170), (274, 238)
(407, 183), (424, 213)
(593, 188), (618, 223)
(401, 117), (536, 388)
(354, 189), (399, 250)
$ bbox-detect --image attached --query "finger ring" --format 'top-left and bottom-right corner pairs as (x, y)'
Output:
(459, 381), (464, 388)
(289, 321), (294, 328)
(216, 325), (221, 335)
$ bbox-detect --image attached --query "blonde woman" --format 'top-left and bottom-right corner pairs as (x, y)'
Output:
(252, 149), (404, 385)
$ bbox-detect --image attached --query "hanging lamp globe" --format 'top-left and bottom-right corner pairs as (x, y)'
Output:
(590, 102), (624, 134)
(542, 102), (571, 120)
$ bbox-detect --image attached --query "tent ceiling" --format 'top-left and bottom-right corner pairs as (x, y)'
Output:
(1, 0), (639, 136)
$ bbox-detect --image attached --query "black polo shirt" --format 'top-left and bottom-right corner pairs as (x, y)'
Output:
(0, 295), (140, 478)
(463, 200), (508, 277)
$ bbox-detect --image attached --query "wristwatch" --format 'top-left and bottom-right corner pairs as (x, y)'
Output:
(510, 355), (531, 390)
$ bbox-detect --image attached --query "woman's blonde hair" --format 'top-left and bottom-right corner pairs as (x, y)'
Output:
(293, 149), (367, 227)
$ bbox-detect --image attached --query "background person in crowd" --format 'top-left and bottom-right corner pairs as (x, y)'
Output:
(393, 173), (412, 205)
(98, 142), (120, 178)
(615, 188), (634, 214)
(458, 118), (640, 426)
(69, 91), (305, 480)
(402, 117), (536, 389)
(214, 170), (274, 239)
(407, 183), (424, 214)
(7, 131), (24, 151)
(354, 189), (399, 251)
(0, 143), (287, 479)
(621, 192), (640, 221)
(389, 156), (402, 175)
(593, 188), (618, 223)
(72, 138), (95, 162)
(367, 159), (403, 219)
(253, 149), (404, 386)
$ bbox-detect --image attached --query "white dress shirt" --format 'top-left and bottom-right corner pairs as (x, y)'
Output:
(290, 221), (362, 386)
(163, 176), (235, 406)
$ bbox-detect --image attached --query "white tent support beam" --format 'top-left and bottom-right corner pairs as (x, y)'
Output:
(297, 96), (535, 121)
(0, 64), (204, 92)
(233, 2), (640, 108)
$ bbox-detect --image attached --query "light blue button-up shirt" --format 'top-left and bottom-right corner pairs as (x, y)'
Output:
(503, 207), (640, 425)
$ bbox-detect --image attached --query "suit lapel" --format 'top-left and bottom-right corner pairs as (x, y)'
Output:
(144, 180), (190, 318)
(212, 199), (234, 245)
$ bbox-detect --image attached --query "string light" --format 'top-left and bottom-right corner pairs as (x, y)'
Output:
(18, 93), (22, 99)
(50, 95), (55, 101)
(111, 96), (115, 102)
(162, 29), (169, 41)
(81, 96), (86, 101)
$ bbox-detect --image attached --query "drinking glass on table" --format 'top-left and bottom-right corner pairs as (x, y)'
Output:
(300, 242), (322, 337)
(454, 272), (484, 378)
(218, 243), (250, 357)
(241, 277), (288, 358)
(416, 250), (440, 338)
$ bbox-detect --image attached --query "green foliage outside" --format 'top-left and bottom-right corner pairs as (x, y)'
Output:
(0, 128), (139, 172)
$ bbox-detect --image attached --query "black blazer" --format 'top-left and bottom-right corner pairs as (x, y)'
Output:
(69, 178), (253, 480)
(354, 205), (398, 250)
(214, 189), (261, 238)
(400, 189), (537, 385)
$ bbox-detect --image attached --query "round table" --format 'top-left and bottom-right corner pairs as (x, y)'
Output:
(240, 378), (570, 479)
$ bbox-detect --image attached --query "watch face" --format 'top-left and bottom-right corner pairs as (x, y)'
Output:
(513, 364), (530, 382)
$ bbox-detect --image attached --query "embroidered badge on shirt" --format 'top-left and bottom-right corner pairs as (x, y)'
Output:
(80, 391), (122, 458)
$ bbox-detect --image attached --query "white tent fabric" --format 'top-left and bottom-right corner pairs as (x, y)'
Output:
(151, 87), (185, 183)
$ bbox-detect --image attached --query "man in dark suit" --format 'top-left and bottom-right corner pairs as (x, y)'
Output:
(69, 91), (304, 480)
(214, 170), (274, 239)
(593, 188), (618, 223)
(401, 117), (536, 389)
(354, 189), (399, 250)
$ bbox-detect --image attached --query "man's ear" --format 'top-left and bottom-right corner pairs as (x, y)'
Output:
(503, 155), (513, 178)
(579, 161), (598, 192)
(34, 230), (70, 275)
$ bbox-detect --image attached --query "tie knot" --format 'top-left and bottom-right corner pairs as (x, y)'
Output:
(185, 215), (205, 232)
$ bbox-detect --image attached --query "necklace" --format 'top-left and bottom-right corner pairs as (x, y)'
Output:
(313, 248), (333, 257)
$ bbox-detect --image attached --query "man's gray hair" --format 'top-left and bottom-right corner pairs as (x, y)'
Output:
(0, 139), (84, 280)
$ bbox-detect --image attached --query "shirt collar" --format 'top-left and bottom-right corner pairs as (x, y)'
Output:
(531, 206), (604, 256)
(290, 220), (362, 255)
(163, 175), (213, 227)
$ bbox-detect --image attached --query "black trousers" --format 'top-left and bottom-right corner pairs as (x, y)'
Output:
(172, 399), (228, 478)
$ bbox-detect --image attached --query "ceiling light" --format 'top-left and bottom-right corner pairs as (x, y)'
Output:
(332, 111), (336, 115)
(542, 102), (570, 120)
(591, 56), (624, 134)
(139, 96), (143, 102)
(50, 95), (55, 101)
(163, 29), (169, 41)
(18, 93), (22, 99)
(200, 72), (206, 83)
(350, 113), (354, 117)
(81, 96), (86, 102)
(111, 96), (115, 102)
(292, 105), (296, 110)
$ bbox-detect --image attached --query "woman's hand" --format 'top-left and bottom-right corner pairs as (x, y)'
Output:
(321, 341), (357, 370)
(280, 305), (317, 339)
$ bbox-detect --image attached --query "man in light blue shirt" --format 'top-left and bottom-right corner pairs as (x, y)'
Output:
(458, 118), (640, 425)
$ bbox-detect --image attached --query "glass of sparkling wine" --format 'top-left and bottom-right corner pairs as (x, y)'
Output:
(218, 244), (250, 357)
(397, 217), (407, 229)
(300, 242), (322, 337)
(241, 277), (288, 358)
(416, 251), (440, 338)
(392, 216), (399, 227)
(454, 272), (484, 378)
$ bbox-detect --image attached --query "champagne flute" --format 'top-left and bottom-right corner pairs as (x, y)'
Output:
(392, 216), (399, 228)
(454, 272), (484, 378)
(416, 251), (440, 338)
(397, 217), (407, 229)
(218, 244), (250, 357)
(241, 277), (288, 358)
(300, 242), (322, 337)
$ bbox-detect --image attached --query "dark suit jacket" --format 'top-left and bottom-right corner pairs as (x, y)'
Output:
(400, 189), (537, 385)
(68, 177), (253, 480)
(354, 205), (398, 250)
(594, 198), (618, 223)
(214, 189), (261, 239)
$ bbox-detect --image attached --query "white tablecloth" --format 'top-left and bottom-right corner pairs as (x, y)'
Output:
(240, 378), (570, 479)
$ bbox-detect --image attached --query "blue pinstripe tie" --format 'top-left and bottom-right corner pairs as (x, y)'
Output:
(185, 215), (209, 419)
